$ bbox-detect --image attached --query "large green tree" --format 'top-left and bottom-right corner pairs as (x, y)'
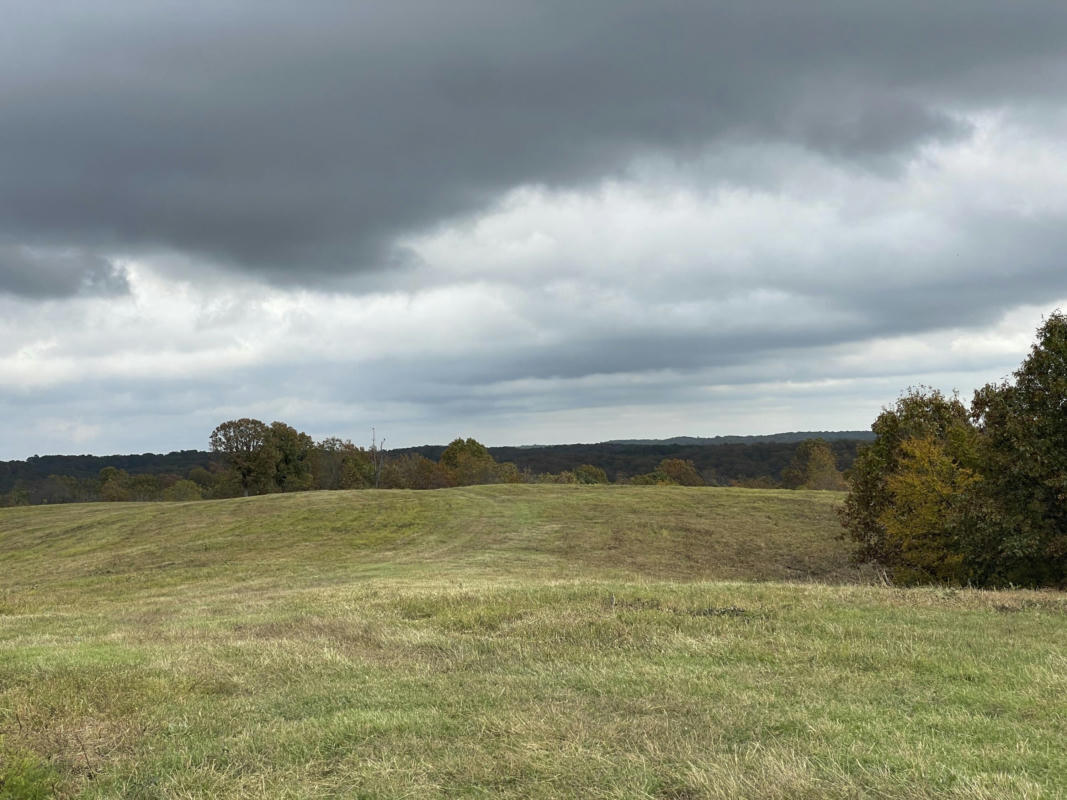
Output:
(209, 418), (276, 496)
(970, 311), (1067, 585)
(269, 421), (314, 492)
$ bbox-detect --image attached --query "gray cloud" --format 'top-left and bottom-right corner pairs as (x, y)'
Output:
(3, 1), (1066, 285)
(0, 246), (128, 298)
(4, 1), (1067, 458)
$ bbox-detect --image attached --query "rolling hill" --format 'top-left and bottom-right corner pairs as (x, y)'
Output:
(2, 486), (1064, 799)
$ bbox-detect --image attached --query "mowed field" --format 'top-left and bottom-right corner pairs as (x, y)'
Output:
(1, 485), (1064, 799)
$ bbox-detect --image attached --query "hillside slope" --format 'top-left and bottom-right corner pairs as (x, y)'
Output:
(3, 487), (1064, 800)
(1, 485), (863, 605)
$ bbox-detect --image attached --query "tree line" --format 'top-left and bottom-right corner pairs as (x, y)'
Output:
(841, 311), (1067, 588)
(0, 426), (855, 506)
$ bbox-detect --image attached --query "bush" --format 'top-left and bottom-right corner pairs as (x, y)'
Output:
(573, 464), (608, 484)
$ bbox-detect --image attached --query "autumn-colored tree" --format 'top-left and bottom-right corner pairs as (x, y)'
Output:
(439, 438), (491, 469)
(877, 435), (980, 584)
(380, 453), (451, 489)
(573, 464), (608, 484)
(658, 458), (705, 486)
(629, 458), (704, 486)
(839, 388), (974, 566)
(843, 314), (1067, 587)
(438, 437), (519, 486)
(99, 466), (132, 501)
(781, 439), (846, 490)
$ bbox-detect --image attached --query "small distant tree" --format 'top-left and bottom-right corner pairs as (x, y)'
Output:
(781, 439), (846, 490)
(658, 458), (705, 486)
(187, 466), (218, 492)
(369, 429), (388, 488)
(573, 464), (608, 484)
(631, 458), (705, 486)
(99, 467), (132, 502)
(381, 453), (449, 489)
(537, 470), (577, 484)
(268, 421), (314, 492)
(6, 482), (30, 506)
(209, 418), (276, 496)
(440, 437), (494, 485)
(311, 437), (346, 489)
(340, 446), (376, 488)
(127, 473), (163, 502)
(163, 479), (204, 501)
(439, 437), (491, 469)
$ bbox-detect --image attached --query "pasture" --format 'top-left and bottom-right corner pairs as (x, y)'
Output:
(1, 486), (1064, 798)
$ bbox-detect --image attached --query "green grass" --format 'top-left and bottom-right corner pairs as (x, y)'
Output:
(1, 486), (1064, 798)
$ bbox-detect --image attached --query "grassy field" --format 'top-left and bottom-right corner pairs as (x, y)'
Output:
(1, 485), (1064, 799)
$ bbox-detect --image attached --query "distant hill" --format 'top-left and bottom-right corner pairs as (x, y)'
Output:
(396, 434), (873, 484)
(605, 431), (875, 446)
(0, 450), (217, 493)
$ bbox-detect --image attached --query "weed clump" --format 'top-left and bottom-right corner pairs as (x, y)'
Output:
(0, 751), (58, 800)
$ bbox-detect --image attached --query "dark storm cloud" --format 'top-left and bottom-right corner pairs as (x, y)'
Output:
(3, 1), (1066, 284)
(0, 245), (128, 298)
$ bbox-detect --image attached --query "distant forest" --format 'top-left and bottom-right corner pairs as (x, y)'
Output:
(0, 433), (869, 506)
(394, 439), (868, 484)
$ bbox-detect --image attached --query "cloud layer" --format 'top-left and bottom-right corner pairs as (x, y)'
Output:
(3, 2), (1067, 456)
(4, 1), (1067, 283)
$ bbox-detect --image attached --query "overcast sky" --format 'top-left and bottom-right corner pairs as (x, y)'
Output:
(3, 1), (1067, 459)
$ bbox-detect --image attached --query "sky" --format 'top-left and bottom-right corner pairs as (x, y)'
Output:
(3, 1), (1067, 459)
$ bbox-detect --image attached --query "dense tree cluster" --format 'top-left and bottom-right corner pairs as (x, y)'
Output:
(841, 312), (1067, 587)
(1, 437), (865, 506)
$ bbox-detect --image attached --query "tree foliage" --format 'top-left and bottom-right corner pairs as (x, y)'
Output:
(573, 464), (608, 484)
(781, 439), (847, 490)
(209, 418), (276, 496)
(843, 312), (1067, 587)
(630, 458), (705, 486)
(436, 438), (520, 486)
(970, 311), (1067, 585)
(269, 421), (314, 492)
(877, 435), (979, 585)
(839, 388), (973, 567)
